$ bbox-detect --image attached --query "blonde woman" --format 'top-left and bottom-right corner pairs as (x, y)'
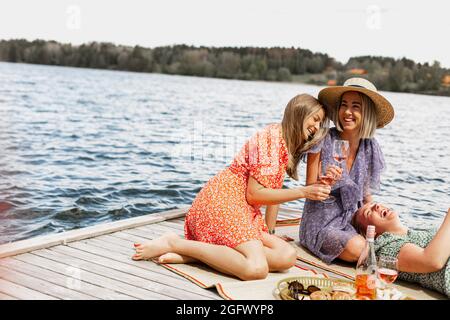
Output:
(300, 78), (395, 264)
(132, 94), (331, 281)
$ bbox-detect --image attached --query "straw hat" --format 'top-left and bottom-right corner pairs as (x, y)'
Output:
(318, 77), (394, 128)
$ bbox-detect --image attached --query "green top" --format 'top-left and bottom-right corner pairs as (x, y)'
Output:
(374, 228), (450, 298)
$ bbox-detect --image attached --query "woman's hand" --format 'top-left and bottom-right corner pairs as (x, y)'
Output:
(302, 184), (331, 201)
(320, 165), (343, 185)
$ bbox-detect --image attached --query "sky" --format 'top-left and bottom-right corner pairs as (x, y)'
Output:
(1, 0), (449, 67)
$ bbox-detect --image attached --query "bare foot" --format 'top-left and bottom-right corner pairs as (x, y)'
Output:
(158, 252), (197, 264)
(132, 232), (179, 261)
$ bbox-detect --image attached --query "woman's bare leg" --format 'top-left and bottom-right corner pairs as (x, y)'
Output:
(140, 232), (297, 273)
(260, 232), (297, 271)
(132, 232), (269, 280)
(338, 234), (366, 262)
(157, 252), (197, 264)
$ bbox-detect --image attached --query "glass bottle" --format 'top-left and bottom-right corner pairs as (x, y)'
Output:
(355, 225), (378, 300)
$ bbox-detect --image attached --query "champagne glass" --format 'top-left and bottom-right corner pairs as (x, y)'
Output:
(377, 256), (398, 288)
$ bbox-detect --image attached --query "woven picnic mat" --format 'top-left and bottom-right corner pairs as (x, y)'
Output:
(159, 260), (326, 300)
(156, 220), (325, 300)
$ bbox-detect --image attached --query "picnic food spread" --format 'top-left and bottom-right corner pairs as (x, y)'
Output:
(277, 276), (408, 300)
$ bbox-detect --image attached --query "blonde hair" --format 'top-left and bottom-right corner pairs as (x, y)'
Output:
(282, 94), (329, 180)
(333, 92), (377, 139)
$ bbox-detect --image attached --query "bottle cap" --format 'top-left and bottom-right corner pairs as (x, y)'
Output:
(366, 225), (376, 239)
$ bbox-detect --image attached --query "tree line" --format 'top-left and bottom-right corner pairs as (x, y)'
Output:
(0, 39), (449, 96)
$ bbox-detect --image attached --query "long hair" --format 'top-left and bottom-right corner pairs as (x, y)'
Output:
(282, 94), (329, 180)
(333, 92), (377, 139)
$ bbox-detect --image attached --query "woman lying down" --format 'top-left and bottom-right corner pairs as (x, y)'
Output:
(353, 202), (450, 298)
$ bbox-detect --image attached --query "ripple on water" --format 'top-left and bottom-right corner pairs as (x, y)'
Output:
(75, 196), (109, 206)
(52, 208), (113, 228)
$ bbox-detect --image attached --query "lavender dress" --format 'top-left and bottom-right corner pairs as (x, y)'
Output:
(299, 128), (385, 264)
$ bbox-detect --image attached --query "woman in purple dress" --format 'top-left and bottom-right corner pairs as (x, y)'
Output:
(299, 78), (395, 264)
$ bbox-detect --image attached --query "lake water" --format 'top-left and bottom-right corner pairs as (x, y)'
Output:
(0, 62), (449, 244)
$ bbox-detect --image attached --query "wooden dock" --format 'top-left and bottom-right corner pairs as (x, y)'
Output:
(0, 206), (303, 300)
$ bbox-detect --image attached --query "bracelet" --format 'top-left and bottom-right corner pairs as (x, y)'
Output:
(268, 228), (275, 235)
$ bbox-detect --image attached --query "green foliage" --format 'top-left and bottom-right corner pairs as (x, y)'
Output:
(0, 39), (332, 84)
(340, 56), (449, 96)
(0, 39), (449, 96)
(277, 67), (292, 81)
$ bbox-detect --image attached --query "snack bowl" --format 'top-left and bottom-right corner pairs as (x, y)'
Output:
(277, 276), (355, 300)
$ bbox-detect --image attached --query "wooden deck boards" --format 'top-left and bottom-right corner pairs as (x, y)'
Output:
(0, 206), (311, 300)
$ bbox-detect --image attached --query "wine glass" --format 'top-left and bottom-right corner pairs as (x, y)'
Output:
(377, 256), (398, 288)
(333, 140), (350, 171)
(319, 162), (337, 203)
(319, 140), (349, 204)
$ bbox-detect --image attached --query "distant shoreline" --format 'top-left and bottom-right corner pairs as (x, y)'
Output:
(1, 39), (449, 97)
(2, 61), (449, 100)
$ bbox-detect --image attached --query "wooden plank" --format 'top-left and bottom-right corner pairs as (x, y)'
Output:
(142, 221), (185, 233)
(24, 249), (175, 300)
(170, 218), (185, 226)
(0, 266), (87, 300)
(47, 245), (182, 300)
(13, 252), (137, 300)
(86, 235), (178, 277)
(0, 278), (57, 300)
(87, 237), (151, 259)
(146, 222), (185, 232)
(90, 234), (192, 279)
(95, 233), (140, 248)
(0, 206), (189, 258)
(158, 220), (185, 231)
(137, 224), (184, 236)
(81, 236), (219, 299)
(121, 228), (165, 240)
(52, 243), (212, 300)
(0, 256), (134, 300)
(109, 230), (154, 244)
(122, 226), (184, 242)
(55, 242), (205, 299)
(0, 291), (17, 300)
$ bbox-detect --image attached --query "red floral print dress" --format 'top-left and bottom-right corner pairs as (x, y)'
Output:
(184, 124), (289, 248)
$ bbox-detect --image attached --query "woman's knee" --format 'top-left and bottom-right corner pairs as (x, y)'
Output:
(339, 235), (366, 262)
(286, 246), (298, 265)
(235, 239), (269, 280)
(272, 246), (297, 270)
(240, 260), (269, 280)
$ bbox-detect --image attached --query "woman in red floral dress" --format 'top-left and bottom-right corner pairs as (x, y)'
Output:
(133, 94), (333, 280)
